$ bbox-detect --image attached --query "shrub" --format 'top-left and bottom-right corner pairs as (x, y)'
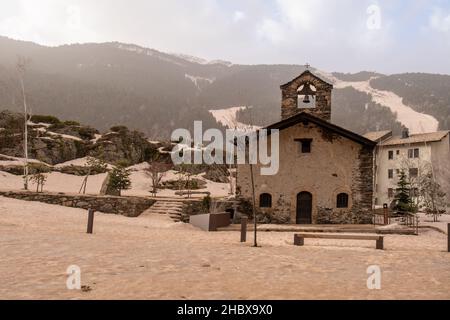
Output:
(63, 120), (81, 126)
(202, 195), (212, 212)
(30, 115), (61, 125)
(110, 125), (129, 133)
(28, 163), (52, 174)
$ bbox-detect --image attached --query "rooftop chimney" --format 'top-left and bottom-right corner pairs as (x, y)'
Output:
(402, 128), (410, 139)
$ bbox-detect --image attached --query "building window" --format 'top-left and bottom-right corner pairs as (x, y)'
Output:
(296, 139), (312, 154)
(259, 193), (272, 208)
(409, 168), (419, 178)
(388, 188), (394, 198)
(388, 151), (394, 160)
(408, 148), (420, 159)
(336, 193), (349, 208)
(396, 150), (400, 155)
(388, 169), (394, 179)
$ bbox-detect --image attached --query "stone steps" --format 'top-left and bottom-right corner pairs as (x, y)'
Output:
(140, 200), (184, 222)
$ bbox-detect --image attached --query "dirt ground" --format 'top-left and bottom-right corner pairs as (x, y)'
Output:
(1, 196), (449, 300)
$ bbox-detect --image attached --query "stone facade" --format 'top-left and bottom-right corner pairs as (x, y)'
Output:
(0, 191), (155, 217)
(237, 122), (374, 224)
(281, 70), (333, 121)
(237, 70), (375, 225)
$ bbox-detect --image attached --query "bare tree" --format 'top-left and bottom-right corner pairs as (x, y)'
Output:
(145, 155), (171, 197)
(31, 173), (47, 193)
(177, 163), (196, 199)
(79, 157), (108, 194)
(420, 171), (447, 222)
(17, 56), (32, 190)
(399, 155), (432, 210)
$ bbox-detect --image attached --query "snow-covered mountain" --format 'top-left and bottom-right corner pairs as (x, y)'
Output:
(1, 36), (449, 139)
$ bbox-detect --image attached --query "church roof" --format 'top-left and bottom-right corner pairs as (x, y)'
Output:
(264, 112), (377, 147)
(363, 130), (393, 142)
(280, 70), (333, 89)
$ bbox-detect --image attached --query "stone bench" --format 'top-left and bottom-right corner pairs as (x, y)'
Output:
(294, 233), (384, 250)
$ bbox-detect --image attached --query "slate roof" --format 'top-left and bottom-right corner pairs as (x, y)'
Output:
(363, 130), (393, 143)
(379, 131), (450, 146)
(264, 112), (377, 147)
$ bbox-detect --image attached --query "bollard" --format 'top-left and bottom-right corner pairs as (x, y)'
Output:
(383, 204), (389, 226)
(240, 217), (248, 243)
(87, 209), (95, 234)
(448, 224), (450, 253)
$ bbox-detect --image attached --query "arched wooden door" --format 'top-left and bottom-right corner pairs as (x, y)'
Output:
(297, 192), (313, 224)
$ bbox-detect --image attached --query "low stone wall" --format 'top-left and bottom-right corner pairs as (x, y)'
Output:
(0, 191), (155, 217)
(316, 207), (373, 225)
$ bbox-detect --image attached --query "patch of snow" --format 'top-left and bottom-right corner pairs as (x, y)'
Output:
(0, 154), (49, 166)
(0, 171), (107, 194)
(116, 44), (185, 66)
(38, 137), (55, 142)
(127, 162), (150, 171)
(172, 53), (233, 67)
(53, 157), (90, 169)
(314, 70), (439, 134)
(121, 166), (231, 199)
(54, 157), (113, 170)
(173, 53), (209, 65)
(46, 131), (83, 141)
(208, 60), (233, 67)
(91, 134), (102, 144)
(158, 146), (171, 155)
(185, 74), (215, 91)
(209, 107), (260, 131)
(27, 121), (51, 128)
(418, 212), (450, 234)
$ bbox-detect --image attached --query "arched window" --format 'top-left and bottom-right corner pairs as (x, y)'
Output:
(337, 193), (349, 208)
(260, 193), (272, 208)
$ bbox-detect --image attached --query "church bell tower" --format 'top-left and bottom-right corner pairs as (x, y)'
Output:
(280, 67), (333, 121)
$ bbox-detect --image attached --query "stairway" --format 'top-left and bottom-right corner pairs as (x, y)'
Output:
(141, 200), (184, 222)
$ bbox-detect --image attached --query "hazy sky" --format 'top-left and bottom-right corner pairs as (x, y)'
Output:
(1, 0), (450, 74)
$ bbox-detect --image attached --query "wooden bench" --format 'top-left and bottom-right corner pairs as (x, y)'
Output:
(294, 233), (384, 250)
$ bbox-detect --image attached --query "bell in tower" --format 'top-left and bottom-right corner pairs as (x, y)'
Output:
(280, 69), (333, 121)
(297, 82), (316, 108)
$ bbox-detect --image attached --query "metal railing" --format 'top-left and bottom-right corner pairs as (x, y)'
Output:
(395, 212), (419, 235)
(372, 209), (419, 235)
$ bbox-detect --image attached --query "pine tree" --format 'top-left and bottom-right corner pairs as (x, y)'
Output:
(108, 165), (131, 196)
(394, 170), (412, 213)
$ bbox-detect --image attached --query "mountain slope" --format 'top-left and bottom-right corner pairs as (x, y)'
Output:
(0, 36), (448, 138)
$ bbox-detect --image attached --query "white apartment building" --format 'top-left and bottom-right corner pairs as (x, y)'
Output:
(364, 129), (450, 208)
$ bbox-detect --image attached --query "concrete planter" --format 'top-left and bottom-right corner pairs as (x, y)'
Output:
(189, 213), (231, 231)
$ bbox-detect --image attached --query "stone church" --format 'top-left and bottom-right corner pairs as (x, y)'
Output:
(236, 70), (376, 224)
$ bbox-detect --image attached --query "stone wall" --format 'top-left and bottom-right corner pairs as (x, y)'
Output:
(0, 191), (155, 217)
